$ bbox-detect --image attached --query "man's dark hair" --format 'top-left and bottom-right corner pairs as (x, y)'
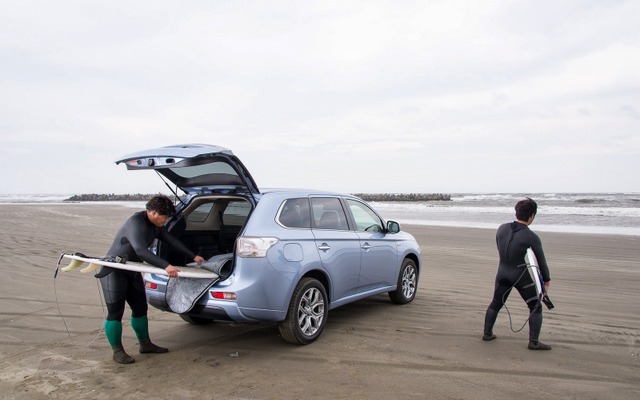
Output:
(515, 197), (537, 221)
(146, 195), (176, 216)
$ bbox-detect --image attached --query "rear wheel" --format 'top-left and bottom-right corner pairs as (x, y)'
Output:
(180, 314), (214, 325)
(389, 258), (418, 304)
(279, 277), (328, 345)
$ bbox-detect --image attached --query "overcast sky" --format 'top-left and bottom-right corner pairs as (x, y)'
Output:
(1, 1), (638, 195)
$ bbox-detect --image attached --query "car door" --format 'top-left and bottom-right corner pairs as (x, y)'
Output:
(114, 144), (260, 197)
(345, 199), (399, 292)
(310, 197), (362, 302)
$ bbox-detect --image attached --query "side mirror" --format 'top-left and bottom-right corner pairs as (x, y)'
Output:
(386, 220), (400, 233)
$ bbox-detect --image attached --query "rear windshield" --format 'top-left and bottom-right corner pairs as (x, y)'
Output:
(169, 161), (236, 178)
(164, 161), (244, 187)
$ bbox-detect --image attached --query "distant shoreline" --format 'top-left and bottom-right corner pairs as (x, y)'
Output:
(64, 193), (452, 202)
(352, 193), (451, 201)
(64, 193), (168, 202)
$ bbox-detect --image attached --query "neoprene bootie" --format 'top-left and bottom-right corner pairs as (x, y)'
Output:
(138, 338), (169, 354)
(112, 347), (135, 364)
(483, 307), (498, 340)
(130, 315), (168, 353)
(528, 341), (552, 350)
(104, 319), (135, 364)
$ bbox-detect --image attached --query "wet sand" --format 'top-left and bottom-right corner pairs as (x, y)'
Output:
(0, 204), (638, 399)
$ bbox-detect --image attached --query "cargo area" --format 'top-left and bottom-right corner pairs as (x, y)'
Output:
(156, 195), (252, 279)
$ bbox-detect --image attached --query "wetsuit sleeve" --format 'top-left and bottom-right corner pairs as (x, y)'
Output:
(126, 218), (172, 269)
(495, 223), (512, 261)
(157, 228), (197, 262)
(530, 233), (550, 282)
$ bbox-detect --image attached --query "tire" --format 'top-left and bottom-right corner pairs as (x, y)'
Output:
(278, 277), (328, 345)
(180, 314), (214, 325)
(389, 258), (418, 304)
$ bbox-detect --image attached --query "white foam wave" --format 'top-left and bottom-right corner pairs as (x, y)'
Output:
(451, 194), (516, 202)
(397, 219), (640, 236)
(0, 194), (70, 203)
(372, 202), (640, 218)
(542, 206), (640, 218)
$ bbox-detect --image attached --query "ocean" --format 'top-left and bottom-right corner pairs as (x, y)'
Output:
(372, 193), (640, 236)
(1, 193), (638, 236)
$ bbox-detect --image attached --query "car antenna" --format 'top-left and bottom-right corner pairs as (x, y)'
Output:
(155, 170), (187, 208)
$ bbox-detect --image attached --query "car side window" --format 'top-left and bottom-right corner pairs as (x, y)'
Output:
(187, 203), (214, 223)
(222, 200), (251, 227)
(278, 198), (311, 228)
(346, 200), (384, 232)
(311, 197), (349, 230)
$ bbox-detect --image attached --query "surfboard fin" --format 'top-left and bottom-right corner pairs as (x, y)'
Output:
(81, 263), (101, 273)
(61, 258), (85, 272)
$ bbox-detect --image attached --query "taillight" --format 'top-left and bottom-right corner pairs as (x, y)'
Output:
(145, 282), (158, 290)
(211, 291), (237, 300)
(236, 237), (278, 258)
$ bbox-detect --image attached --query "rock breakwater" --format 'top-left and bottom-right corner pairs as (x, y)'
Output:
(64, 193), (171, 202)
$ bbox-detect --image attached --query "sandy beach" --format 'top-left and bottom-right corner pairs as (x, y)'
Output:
(0, 203), (638, 399)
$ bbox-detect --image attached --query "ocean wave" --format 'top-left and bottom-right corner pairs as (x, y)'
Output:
(0, 194), (71, 203)
(372, 201), (640, 218)
(397, 219), (640, 236)
(451, 194), (516, 202)
(542, 206), (640, 218)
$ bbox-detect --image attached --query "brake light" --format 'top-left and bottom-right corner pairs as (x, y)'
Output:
(236, 237), (278, 258)
(211, 291), (237, 300)
(145, 282), (158, 290)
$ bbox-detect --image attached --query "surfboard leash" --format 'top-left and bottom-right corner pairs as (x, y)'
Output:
(53, 253), (76, 344)
(502, 263), (543, 333)
(53, 253), (107, 348)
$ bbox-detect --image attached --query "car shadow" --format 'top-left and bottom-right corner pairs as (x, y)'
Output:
(164, 293), (409, 353)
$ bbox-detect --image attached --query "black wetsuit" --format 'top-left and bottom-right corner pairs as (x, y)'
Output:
(484, 221), (550, 343)
(100, 211), (196, 320)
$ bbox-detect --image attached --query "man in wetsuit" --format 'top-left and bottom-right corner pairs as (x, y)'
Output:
(482, 198), (552, 350)
(99, 194), (205, 364)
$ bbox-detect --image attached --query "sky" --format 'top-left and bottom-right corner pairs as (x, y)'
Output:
(1, 0), (639, 195)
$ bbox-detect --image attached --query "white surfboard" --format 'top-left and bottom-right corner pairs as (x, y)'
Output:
(524, 247), (544, 297)
(60, 253), (219, 279)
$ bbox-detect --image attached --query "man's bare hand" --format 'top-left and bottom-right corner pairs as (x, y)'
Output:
(165, 265), (181, 277)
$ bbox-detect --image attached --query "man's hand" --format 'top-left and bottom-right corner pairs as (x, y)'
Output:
(165, 265), (181, 278)
(194, 256), (205, 265)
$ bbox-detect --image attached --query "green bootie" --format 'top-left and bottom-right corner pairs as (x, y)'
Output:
(104, 320), (135, 364)
(130, 316), (169, 354)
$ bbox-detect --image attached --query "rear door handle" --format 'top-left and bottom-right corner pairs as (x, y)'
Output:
(361, 242), (371, 251)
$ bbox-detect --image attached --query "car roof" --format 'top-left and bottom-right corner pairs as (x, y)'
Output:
(260, 188), (362, 199)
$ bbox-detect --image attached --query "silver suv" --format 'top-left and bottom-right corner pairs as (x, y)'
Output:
(116, 144), (422, 344)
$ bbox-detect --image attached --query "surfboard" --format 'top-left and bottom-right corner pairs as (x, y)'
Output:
(524, 248), (544, 298)
(525, 248), (555, 310)
(60, 253), (219, 279)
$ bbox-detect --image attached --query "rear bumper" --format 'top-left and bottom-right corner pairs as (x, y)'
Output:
(144, 268), (289, 322)
(146, 289), (286, 322)
(147, 292), (234, 321)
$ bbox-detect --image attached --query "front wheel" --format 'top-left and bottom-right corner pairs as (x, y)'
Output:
(279, 277), (328, 345)
(389, 258), (418, 304)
